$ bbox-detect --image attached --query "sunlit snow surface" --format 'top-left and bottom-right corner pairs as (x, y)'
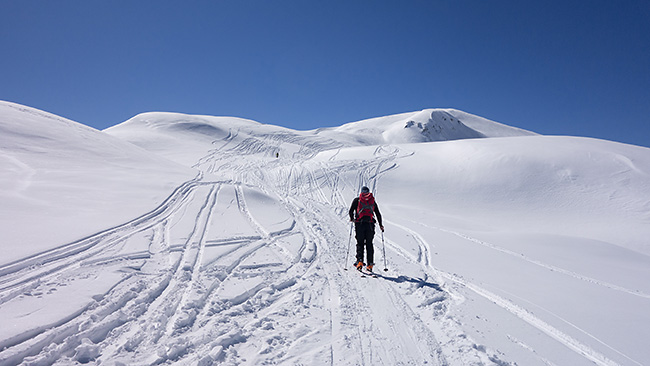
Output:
(1, 101), (649, 365)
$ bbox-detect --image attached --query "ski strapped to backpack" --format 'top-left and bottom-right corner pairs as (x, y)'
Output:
(356, 192), (375, 221)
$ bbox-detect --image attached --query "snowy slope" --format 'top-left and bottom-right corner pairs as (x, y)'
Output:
(1, 103), (649, 366)
(314, 136), (650, 255)
(105, 108), (535, 168)
(105, 112), (345, 170)
(313, 137), (650, 365)
(0, 102), (197, 265)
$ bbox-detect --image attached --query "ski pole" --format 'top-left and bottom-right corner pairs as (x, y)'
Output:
(344, 222), (353, 270)
(382, 230), (388, 271)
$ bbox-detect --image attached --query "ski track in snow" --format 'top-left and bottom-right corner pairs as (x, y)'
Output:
(394, 220), (636, 366)
(1, 124), (643, 366)
(0, 136), (453, 365)
(0, 174), (202, 304)
(421, 223), (650, 300)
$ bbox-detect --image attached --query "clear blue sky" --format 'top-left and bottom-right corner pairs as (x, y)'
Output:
(2, 1), (649, 147)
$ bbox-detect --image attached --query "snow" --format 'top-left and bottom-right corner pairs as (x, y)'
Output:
(0, 102), (197, 266)
(314, 108), (537, 145)
(1, 100), (649, 365)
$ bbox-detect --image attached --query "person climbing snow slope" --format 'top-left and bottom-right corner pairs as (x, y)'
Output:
(349, 186), (384, 272)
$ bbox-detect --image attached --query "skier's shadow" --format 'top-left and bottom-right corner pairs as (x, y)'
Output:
(374, 273), (443, 291)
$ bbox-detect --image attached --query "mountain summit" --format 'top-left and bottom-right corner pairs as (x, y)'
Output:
(320, 108), (536, 145)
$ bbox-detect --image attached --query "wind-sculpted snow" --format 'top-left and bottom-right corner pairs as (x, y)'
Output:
(1, 102), (649, 365)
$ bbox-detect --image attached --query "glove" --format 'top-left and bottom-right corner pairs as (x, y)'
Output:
(380, 225), (385, 232)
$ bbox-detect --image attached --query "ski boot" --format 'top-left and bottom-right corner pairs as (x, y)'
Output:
(355, 260), (364, 271)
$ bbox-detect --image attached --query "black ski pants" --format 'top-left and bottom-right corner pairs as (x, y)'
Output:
(355, 221), (375, 264)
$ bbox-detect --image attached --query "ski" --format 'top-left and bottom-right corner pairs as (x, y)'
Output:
(350, 262), (378, 277)
(355, 267), (366, 277)
(357, 268), (377, 278)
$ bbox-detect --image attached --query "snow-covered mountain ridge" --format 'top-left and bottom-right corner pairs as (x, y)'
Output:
(107, 107), (536, 156)
(1, 101), (649, 365)
(105, 108), (536, 168)
(317, 108), (537, 144)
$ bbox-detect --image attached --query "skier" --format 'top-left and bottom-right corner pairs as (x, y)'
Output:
(349, 186), (384, 272)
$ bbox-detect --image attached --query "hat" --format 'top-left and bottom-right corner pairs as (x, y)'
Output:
(361, 186), (370, 193)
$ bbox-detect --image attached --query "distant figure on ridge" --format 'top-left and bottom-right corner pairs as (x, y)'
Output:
(349, 186), (384, 272)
